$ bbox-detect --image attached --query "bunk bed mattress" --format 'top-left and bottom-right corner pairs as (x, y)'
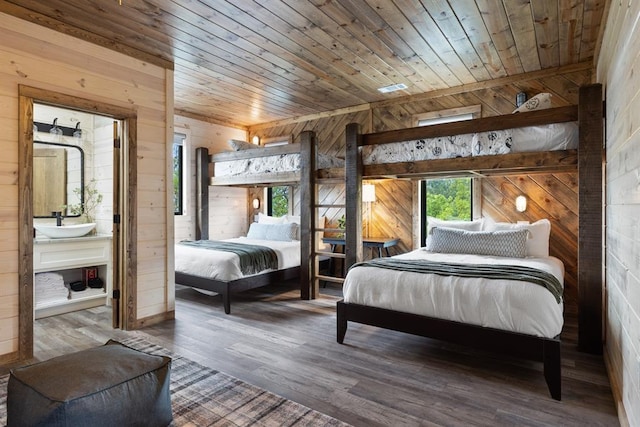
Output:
(362, 122), (578, 164)
(214, 153), (344, 177)
(342, 250), (564, 338)
(174, 237), (300, 281)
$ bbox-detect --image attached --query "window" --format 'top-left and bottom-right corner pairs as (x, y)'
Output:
(172, 133), (185, 215)
(414, 106), (479, 246)
(267, 186), (289, 217)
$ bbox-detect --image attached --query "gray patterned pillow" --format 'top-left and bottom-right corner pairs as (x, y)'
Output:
(427, 227), (528, 258)
(246, 222), (297, 241)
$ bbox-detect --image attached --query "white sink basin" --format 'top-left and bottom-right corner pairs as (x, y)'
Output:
(35, 223), (96, 238)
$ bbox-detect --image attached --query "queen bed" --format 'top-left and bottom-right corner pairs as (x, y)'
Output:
(337, 85), (605, 400)
(175, 222), (302, 314)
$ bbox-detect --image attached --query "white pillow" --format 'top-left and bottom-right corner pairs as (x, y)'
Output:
(246, 222), (297, 241)
(228, 139), (256, 151)
(426, 217), (484, 247)
(513, 93), (552, 113)
(283, 215), (327, 243)
(258, 212), (286, 224)
(487, 219), (551, 258)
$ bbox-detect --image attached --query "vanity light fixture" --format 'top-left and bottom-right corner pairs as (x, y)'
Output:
(252, 198), (260, 210)
(515, 195), (527, 212)
(251, 135), (260, 145)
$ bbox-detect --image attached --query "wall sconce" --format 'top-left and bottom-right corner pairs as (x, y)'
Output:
(515, 195), (527, 212)
(252, 198), (260, 210)
(516, 91), (528, 107)
(251, 135), (260, 145)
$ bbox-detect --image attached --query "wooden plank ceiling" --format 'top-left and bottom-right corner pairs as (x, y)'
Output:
(0, 0), (605, 127)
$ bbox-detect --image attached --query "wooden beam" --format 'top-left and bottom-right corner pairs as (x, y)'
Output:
(195, 147), (209, 240)
(345, 123), (363, 270)
(577, 83), (604, 354)
(299, 131), (316, 300)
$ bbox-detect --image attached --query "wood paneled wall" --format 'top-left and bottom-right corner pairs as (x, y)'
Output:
(174, 116), (247, 242)
(248, 66), (592, 305)
(0, 12), (170, 358)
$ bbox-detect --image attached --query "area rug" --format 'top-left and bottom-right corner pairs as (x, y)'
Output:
(0, 336), (349, 426)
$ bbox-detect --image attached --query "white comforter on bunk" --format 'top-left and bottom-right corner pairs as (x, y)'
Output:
(362, 122), (578, 164)
(342, 249), (565, 339)
(214, 152), (344, 177)
(174, 237), (300, 282)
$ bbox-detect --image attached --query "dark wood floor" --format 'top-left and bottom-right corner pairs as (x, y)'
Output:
(26, 282), (619, 426)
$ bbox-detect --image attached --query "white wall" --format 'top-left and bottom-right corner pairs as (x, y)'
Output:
(173, 116), (248, 242)
(597, 2), (640, 425)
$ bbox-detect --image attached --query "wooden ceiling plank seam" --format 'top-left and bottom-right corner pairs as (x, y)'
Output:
(581, 0), (607, 63)
(172, 65), (321, 117)
(291, 0), (436, 93)
(447, 0), (509, 79)
(390, 0), (477, 85)
(205, 0), (387, 101)
(503, 0), (543, 72)
(174, 109), (248, 130)
(335, 0), (452, 89)
(474, 0), (525, 76)
(248, 0), (402, 92)
(558, 0), (585, 66)
(164, 0), (368, 102)
(0, 1), (174, 69)
(420, 0), (493, 82)
(531, 0), (561, 69)
(311, 0), (453, 92)
(16, 0), (176, 64)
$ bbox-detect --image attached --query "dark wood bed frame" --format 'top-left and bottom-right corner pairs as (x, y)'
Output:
(339, 84), (604, 400)
(175, 267), (300, 314)
(177, 135), (333, 313)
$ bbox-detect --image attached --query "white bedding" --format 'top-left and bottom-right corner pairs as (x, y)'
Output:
(174, 237), (300, 282)
(214, 153), (344, 177)
(361, 122), (578, 165)
(342, 250), (564, 338)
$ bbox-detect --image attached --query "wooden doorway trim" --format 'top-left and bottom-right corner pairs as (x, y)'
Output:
(18, 85), (138, 360)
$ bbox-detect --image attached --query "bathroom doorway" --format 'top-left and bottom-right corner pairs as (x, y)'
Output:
(18, 85), (138, 360)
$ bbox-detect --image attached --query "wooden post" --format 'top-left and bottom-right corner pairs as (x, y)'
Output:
(299, 131), (316, 300)
(345, 123), (363, 271)
(578, 83), (604, 354)
(195, 147), (209, 240)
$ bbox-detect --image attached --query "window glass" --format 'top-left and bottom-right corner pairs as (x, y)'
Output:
(268, 186), (289, 217)
(172, 133), (185, 215)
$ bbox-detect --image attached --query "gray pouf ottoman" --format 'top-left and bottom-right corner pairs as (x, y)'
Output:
(7, 340), (172, 427)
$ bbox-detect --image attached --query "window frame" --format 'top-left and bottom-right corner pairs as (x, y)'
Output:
(412, 106), (481, 247)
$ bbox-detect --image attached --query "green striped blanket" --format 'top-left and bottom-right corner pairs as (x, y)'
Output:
(350, 258), (563, 303)
(179, 240), (278, 275)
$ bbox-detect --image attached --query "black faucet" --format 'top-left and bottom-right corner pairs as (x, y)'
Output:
(51, 211), (63, 226)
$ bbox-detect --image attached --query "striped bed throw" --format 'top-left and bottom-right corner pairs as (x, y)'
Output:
(179, 240), (278, 276)
(350, 258), (563, 303)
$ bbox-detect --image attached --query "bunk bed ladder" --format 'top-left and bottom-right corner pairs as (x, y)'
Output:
(300, 131), (345, 299)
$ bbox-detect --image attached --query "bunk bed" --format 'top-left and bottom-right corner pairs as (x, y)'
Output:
(175, 134), (341, 313)
(337, 84), (604, 400)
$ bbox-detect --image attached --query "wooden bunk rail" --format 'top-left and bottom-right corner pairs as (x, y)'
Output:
(361, 105), (579, 146)
(362, 149), (578, 179)
(209, 142), (301, 162)
(209, 172), (300, 187)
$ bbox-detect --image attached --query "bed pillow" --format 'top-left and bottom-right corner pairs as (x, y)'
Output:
(513, 93), (552, 113)
(228, 139), (256, 151)
(246, 222), (297, 241)
(258, 212), (286, 224)
(487, 219), (551, 258)
(427, 227), (529, 258)
(426, 217), (483, 246)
